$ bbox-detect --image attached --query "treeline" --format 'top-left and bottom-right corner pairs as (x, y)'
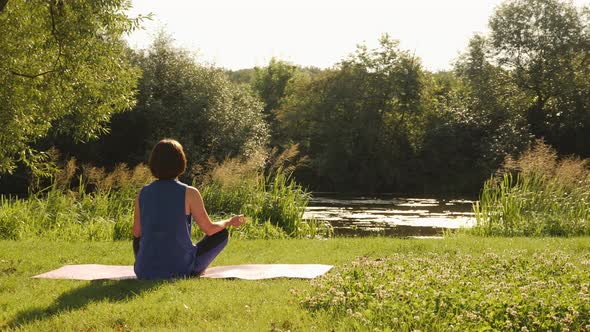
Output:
(1, 0), (589, 195)
(243, 0), (590, 193)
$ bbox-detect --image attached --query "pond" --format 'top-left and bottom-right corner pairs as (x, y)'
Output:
(303, 193), (476, 237)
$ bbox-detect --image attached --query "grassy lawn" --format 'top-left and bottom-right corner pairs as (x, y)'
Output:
(1, 236), (589, 331)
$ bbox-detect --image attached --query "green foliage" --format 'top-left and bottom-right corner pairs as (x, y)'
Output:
(416, 0), (590, 193)
(418, 38), (531, 192)
(251, 58), (299, 145)
(252, 58), (297, 114)
(0, 157), (325, 240)
(473, 141), (590, 236)
(0, 163), (151, 241)
(268, 0), (590, 193)
(277, 34), (426, 192)
(3, 0), (590, 197)
(487, 0), (590, 153)
(104, 32), (269, 169)
(300, 249), (590, 331)
(226, 68), (256, 85)
(199, 157), (331, 239)
(0, 0), (142, 175)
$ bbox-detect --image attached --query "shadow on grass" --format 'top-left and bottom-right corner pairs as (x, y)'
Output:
(3, 279), (165, 329)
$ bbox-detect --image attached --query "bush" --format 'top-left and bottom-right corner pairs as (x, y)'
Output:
(472, 141), (590, 236)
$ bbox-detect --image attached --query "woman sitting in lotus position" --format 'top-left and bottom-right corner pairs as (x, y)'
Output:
(133, 139), (246, 279)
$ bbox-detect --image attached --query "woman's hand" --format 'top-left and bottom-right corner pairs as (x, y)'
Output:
(229, 214), (246, 227)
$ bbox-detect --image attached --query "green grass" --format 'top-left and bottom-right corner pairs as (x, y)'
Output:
(1, 236), (589, 331)
(473, 172), (590, 236)
(0, 187), (135, 241)
(0, 165), (329, 241)
(201, 167), (331, 239)
(472, 141), (590, 237)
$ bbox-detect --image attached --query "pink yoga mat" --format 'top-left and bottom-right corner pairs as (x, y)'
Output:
(32, 264), (333, 281)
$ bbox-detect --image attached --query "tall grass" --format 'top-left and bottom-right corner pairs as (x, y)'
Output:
(473, 141), (590, 236)
(0, 154), (329, 241)
(0, 162), (151, 241)
(199, 156), (331, 239)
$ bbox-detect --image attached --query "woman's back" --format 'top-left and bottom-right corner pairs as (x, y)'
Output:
(134, 179), (196, 279)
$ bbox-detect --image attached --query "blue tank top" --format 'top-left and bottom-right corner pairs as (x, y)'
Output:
(134, 179), (197, 279)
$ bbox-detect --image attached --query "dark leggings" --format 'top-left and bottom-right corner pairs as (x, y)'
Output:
(132, 228), (229, 276)
(193, 228), (229, 275)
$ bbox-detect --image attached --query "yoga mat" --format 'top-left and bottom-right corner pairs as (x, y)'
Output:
(32, 264), (333, 281)
(201, 264), (333, 280)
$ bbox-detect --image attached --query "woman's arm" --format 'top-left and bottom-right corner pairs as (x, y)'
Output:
(186, 186), (245, 235)
(132, 195), (141, 257)
(133, 195), (141, 237)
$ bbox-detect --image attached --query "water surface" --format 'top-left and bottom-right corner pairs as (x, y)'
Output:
(304, 193), (475, 237)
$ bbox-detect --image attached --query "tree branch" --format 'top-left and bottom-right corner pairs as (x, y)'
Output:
(9, 69), (56, 78)
(8, 1), (63, 79)
(48, 0), (63, 62)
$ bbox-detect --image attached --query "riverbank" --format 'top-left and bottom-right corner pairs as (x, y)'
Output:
(1, 236), (589, 330)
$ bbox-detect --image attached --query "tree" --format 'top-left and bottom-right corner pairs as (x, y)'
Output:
(274, 69), (318, 148)
(276, 35), (425, 192)
(226, 68), (255, 85)
(251, 58), (298, 145)
(488, 0), (590, 153)
(0, 0), (143, 175)
(417, 43), (530, 193)
(455, 35), (531, 165)
(101, 33), (269, 172)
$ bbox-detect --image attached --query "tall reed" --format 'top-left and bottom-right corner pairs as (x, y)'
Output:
(0, 162), (151, 241)
(473, 141), (590, 236)
(0, 156), (330, 241)
(199, 157), (331, 238)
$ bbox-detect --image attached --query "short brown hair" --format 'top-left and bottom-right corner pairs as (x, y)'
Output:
(148, 139), (187, 180)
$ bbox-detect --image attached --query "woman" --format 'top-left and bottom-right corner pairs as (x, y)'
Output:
(133, 139), (245, 279)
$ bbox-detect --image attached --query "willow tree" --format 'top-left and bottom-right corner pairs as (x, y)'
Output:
(109, 33), (269, 171)
(0, 0), (143, 175)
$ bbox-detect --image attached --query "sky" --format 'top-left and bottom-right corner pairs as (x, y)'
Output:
(125, 0), (589, 72)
